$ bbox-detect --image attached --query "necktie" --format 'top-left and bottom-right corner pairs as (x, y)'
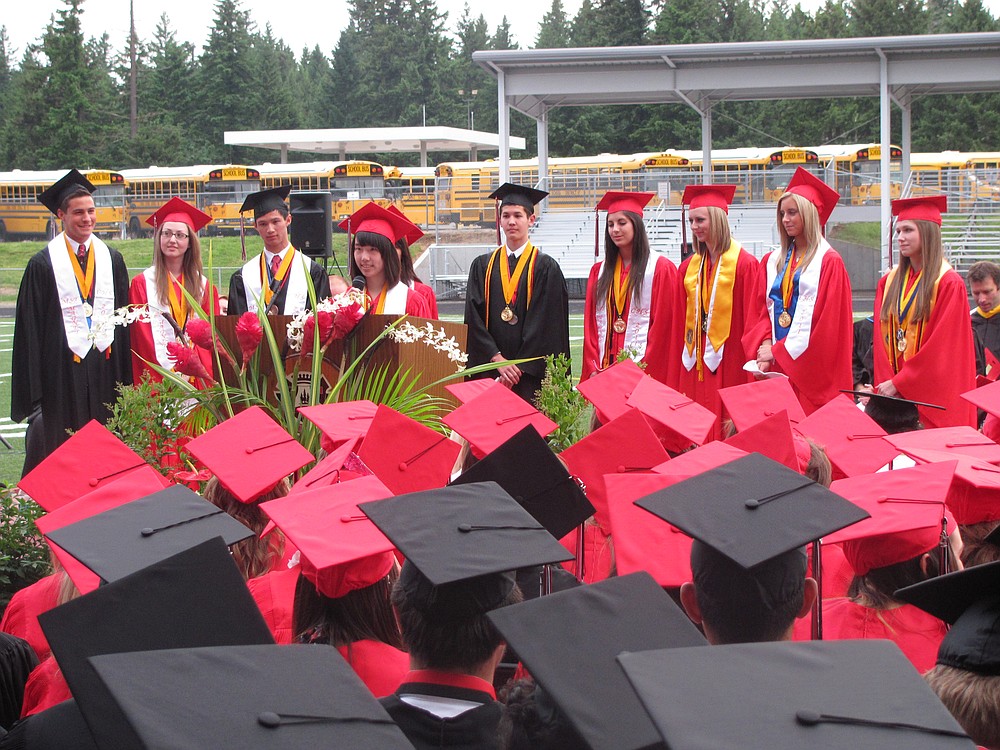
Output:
(270, 254), (280, 280)
(78, 244), (87, 263)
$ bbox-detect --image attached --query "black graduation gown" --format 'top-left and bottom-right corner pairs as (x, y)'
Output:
(226, 253), (330, 316)
(380, 683), (502, 750)
(0, 700), (98, 750)
(11, 246), (131, 476)
(464, 248), (570, 403)
(971, 308), (1000, 375)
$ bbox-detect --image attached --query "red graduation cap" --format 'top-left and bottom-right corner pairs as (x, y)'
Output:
(884, 425), (1000, 466)
(444, 379), (496, 404)
(891, 195), (947, 225)
(793, 395), (898, 479)
(595, 191), (655, 216)
(337, 201), (414, 245)
(718, 377), (806, 432)
(18, 421), (151, 511)
(605, 472), (693, 587)
(145, 196), (212, 232)
(681, 184), (737, 213)
(34, 466), (172, 595)
(442, 380), (557, 457)
(724, 410), (802, 473)
(261, 476), (396, 599)
(559, 409), (669, 529)
(299, 400), (378, 452)
(784, 167), (840, 225)
(961, 378), (1000, 419)
(576, 359), (646, 425)
(358, 405), (461, 495)
(387, 204), (425, 246)
(184, 406), (315, 504)
(825, 461), (956, 575)
(626, 376), (716, 453)
(903, 448), (1000, 525)
(287, 436), (369, 496)
(651, 441), (749, 480)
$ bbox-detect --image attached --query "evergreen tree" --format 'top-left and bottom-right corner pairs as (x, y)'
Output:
(813, 0), (854, 37)
(0, 47), (47, 167)
(849, 0), (927, 36)
(492, 17), (517, 49)
(251, 24), (302, 132)
(535, 0), (571, 48)
(596, 0), (649, 46)
(570, 0), (603, 46)
(298, 45), (333, 128)
(650, 0), (724, 44)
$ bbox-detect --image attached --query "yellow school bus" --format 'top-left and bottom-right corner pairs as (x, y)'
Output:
(121, 165), (261, 236)
(385, 165), (436, 226)
(813, 144), (903, 205)
(252, 161), (390, 224)
(0, 169), (126, 241)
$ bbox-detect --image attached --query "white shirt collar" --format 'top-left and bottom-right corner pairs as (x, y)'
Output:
(506, 241), (528, 259)
(264, 244), (292, 264)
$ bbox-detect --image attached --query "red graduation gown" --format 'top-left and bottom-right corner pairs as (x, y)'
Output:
(127, 271), (220, 385)
(743, 249), (854, 414)
(338, 640), (410, 698)
(676, 248), (759, 436)
(873, 269), (977, 429)
(0, 573), (62, 663)
(246, 566), (299, 646)
(581, 255), (679, 386)
(820, 598), (947, 674)
(414, 281), (439, 319)
(21, 656), (71, 717)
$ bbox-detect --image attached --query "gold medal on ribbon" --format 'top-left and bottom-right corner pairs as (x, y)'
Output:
(778, 311), (792, 328)
(507, 313), (518, 325)
(81, 302), (93, 318)
(613, 317), (626, 334)
(501, 306), (514, 322)
(686, 329), (694, 345)
(896, 329), (908, 352)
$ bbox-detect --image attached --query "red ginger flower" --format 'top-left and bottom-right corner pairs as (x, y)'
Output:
(301, 310), (337, 355)
(185, 318), (214, 350)
(333, 301), (365, 339)
(167, 341), (214, 383)
(235, 312), (263, 364)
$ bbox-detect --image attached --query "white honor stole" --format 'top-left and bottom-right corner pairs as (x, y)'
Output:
(49, 234), (115, 358)
(381, 280), (410, 315)
(681, 243), (742, 374)
(143, 268), (208, 369)
(594, 256), (657, 365)
(763, 238), (830, 361)
(240, 246), (309, 314)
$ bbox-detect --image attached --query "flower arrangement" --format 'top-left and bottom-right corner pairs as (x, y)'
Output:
(286, 288), (367, 353)
(88, 304), (150, 344)
(386, 321), (468, 371)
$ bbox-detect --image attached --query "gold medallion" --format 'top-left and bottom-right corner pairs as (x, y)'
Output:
(500, 306), (514, 322)
(81, 302), (93, 318)
(685, 329), (694, 345)
(613, 317), (627, 334)
(507, 313), (518, 325)
(896, 329), (908, 352)
(778, 311), (792, 328)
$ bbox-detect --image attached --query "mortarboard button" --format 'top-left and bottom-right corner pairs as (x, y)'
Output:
(619, 639), (972, 749)
(357, 405), (461, 495)
(488, 573), (706, 750)
(43, 485), (255, 584)
(38, 538), (274, 750)
(443, 380), (557, 457)
(451, 425), (593, 540)
(87, 643), (413, 748)
(489, 182), (548, 213)
(18, 421), (151, 511)
(38, 169), (95, 214)
(794, 394), (898, 478)
(559, 409), (668, 529)
(185, 406), (315, 504)
(34, 466), (171, 595)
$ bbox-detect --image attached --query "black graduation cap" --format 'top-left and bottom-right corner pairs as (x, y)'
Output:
(634, 453), (869, 571)
(488, 572), (706, 750)
(450, 426), (594, 540)
(87, 644), (414, 749)
(840, 389), (945, 411)
(37, 169), (95, 214)
(896, 559), (1000, 674)
(360, 481), (573, 617)
(240, 184), (292, 219)
(618, 640), (973, 750)
(489, 182), (548, 213)
(38, 537), (274, 750)
(42, 484), (255, 584)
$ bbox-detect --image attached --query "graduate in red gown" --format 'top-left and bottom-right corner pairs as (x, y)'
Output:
(581, 191), (679, 385)
(676, 185), (758, 436)
(743, 168), (853, 414)
(0, 573), (63, 664)
(127, 197), (219, 384)
(342, 203), (430, 317)
(872, 195), (977, 429)
(388, 204), (438, 319)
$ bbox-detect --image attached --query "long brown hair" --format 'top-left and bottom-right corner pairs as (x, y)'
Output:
(879, 219), (943, 324)
(153, 223), (206, 309)
(293, 568), (403, 649)
(202, 476), (288, 581)
(775, 193), (822, 272)
(596, 210), (651, 306)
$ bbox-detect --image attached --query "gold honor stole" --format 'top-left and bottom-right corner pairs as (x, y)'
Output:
(978, 302), (1000, 319)
(884, 261), (950, 373)
(682, 240), (739, 377)
(484, 243), (537, 328)
(166, 274), (188, 330)
(260, 248), (297, 307)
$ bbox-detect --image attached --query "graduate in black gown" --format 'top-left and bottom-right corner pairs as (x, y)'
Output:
(11, 170), (131, 476)
(464, 183), (570, 404)
(227, 185), (330, 316)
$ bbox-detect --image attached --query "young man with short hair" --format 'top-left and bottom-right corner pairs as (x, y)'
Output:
(12, 170), (132, 475)
(227, 185), (330, 316)
(464, 183), (570, 403)
(969, 260), (1000, 374)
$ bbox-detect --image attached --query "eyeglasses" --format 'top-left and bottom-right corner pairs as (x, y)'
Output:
(161, 230), (190, 241)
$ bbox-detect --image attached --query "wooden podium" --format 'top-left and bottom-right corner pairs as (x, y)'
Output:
(213, 313), (467, 406)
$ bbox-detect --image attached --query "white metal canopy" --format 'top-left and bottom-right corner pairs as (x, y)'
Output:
(223, 126), (526, 167)
(473, 32), (1000, 270)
